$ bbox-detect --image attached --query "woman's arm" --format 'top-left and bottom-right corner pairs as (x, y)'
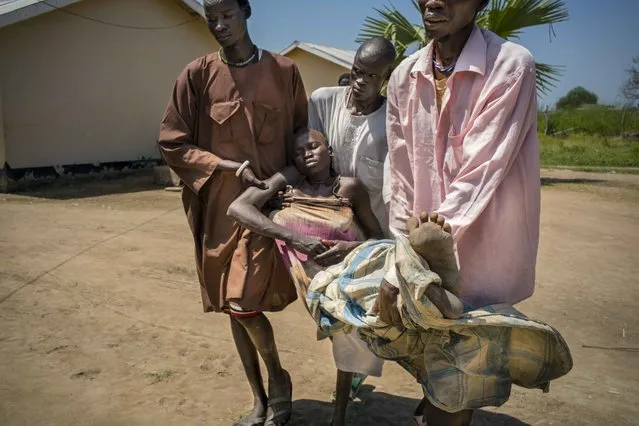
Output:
(227, 167), (328, 256)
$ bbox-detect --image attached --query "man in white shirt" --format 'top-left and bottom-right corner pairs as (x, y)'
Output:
(308, 36), (395, 426)
(309, 37), (394, 237)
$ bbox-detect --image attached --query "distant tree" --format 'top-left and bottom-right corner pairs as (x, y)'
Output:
(556, 86), (598, 110)
(621, 56), (639, 106)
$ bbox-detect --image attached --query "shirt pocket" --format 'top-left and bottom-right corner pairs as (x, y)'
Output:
(254, 102), (281, 144)
(443, 129), (465, 179)
(205, 100), (244, 143)
(357, 156), (385, 192)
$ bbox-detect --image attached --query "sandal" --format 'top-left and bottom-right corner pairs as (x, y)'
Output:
(265, 370), (292, 426)
(413, 415), (428, 426)
(233, 416), (266, 426)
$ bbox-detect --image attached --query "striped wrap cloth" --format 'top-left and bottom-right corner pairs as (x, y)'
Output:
(307, 235), (573, 413)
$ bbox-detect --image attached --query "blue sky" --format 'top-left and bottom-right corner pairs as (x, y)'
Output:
(204, 0), (638, 107)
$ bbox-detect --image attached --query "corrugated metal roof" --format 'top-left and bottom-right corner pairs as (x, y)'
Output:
(0, 0), (203, 28)
(1, 0), (80, 28)
(279, 41), (356, 69)
(1, 0), (76, 16)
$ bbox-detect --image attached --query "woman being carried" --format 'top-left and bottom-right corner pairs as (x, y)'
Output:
(227, 129), (463, 316)
(228, 129), (572, 425)
(228, 129), (464, 425)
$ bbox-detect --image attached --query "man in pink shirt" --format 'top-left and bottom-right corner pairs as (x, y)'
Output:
(380, 0), (541, 424)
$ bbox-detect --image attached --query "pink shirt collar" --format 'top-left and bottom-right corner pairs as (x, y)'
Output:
(410, 25), (487, 79)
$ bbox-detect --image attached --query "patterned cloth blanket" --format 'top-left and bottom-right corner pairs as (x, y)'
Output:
(307, 236), (573, 413)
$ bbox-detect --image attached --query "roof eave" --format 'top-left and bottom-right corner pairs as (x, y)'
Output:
(177, 0), (205, 18)
(0, 0), (84, 29)
(279, 41), (352, 69)
(0, 0), (204, 29)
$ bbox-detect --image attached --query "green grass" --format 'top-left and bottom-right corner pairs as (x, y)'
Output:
(539, 134), (639, 168)
(544, 165), (639, 175)
(538, 107), (639, 137)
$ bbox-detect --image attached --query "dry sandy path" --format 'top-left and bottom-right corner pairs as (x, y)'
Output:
(1, 171), (637, 425)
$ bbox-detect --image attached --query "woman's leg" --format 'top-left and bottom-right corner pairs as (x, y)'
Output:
(330, 329), (384, 425)
(332, 369), (354, 426)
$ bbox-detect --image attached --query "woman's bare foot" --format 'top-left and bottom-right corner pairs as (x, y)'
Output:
(407, 212), (464, 319)
(407, 212), (460, 295)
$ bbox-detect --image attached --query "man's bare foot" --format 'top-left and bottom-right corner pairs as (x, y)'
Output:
(407, 212), (464, 319)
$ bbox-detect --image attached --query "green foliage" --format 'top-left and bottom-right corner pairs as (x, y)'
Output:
(556, 86), (598, 110)
(537, 107), (639, 137)
(476, 0), (569, 39)
(357, 0), (425, 67)
(539, 134), (639, 167)
(357, 0), (569, 95)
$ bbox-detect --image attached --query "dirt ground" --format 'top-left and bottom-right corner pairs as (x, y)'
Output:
(1, 170), (638, 426)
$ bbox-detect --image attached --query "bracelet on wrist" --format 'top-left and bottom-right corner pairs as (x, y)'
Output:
(235, 160), (250, 177)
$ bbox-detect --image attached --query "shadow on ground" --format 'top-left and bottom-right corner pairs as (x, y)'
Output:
(290, 387), (527, 425)
(9, 173), (161, 200)
(5, 171), (625, 200)
(541, 177), (604, 187)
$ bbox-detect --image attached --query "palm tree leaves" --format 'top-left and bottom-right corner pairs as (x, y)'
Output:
(535, 61), (564, 95)
(477, 0), (569, 94)
(476, 0), (569, 40)
(357, 0), (569, 95)
(356, 0), (426, 62)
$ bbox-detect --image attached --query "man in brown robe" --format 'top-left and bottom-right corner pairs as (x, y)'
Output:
(158, 1), (307, 425)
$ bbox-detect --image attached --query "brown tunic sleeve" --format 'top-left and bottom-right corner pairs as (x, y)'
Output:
(284, 64), (308, 164)
(292, 64), (308, 134)
(158, 59), (221, 194)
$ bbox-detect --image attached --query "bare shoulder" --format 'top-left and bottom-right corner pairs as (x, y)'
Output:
(338, 176), (366, 200)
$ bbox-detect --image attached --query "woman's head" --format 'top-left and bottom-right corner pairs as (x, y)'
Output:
(293, 129), (333, 179)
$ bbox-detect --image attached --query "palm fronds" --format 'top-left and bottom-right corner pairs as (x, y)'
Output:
(357, 0), (570, 95)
